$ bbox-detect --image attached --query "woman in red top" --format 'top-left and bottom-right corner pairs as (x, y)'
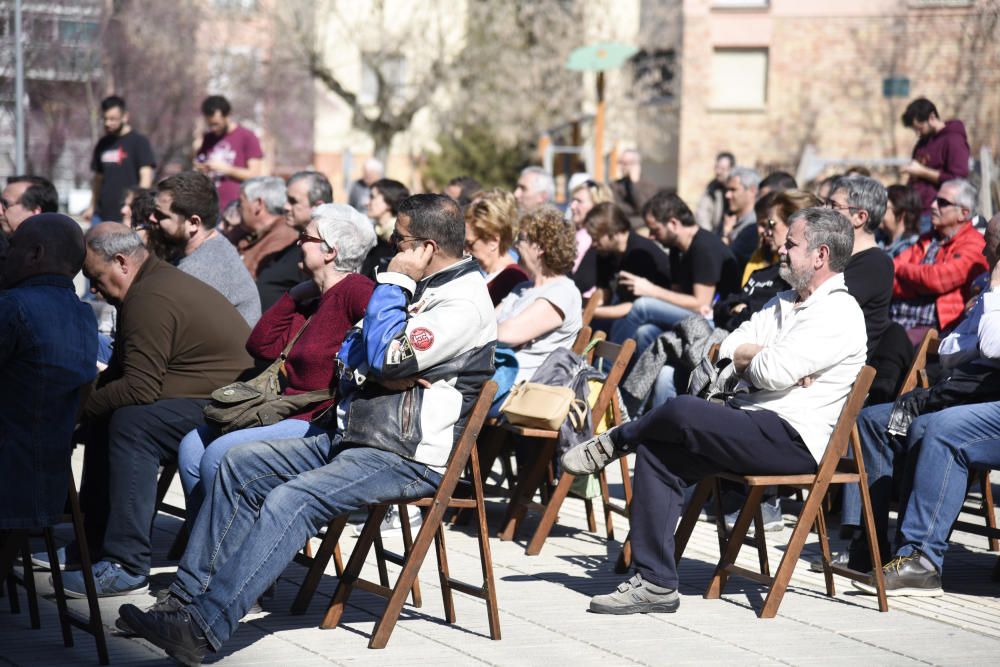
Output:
(177, 203), (376, 518)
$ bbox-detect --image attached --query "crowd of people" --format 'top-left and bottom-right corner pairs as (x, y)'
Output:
(1, 92), (998, 662)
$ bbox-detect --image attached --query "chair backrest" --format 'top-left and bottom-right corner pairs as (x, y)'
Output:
(813, 365), (877, 473)
(898, 329), (939, 394)
(571, 326), (593, 355)
(435, 381), (498, 494)
(588, 338), (636, 427)
(581, 292), (601, 329)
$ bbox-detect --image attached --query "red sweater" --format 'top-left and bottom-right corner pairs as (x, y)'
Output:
(245, 273), (374, 421)
(893, 222), (986, 331)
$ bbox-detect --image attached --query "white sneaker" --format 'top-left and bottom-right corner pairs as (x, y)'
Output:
(352, 506), (422, 538)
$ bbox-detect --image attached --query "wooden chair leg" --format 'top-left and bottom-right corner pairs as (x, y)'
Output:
(705, 486), (765, 600)
(67, 482), (109, 664)
(18, 538), (40, 629)
(598, 469), (614, 541)
(980, 469), (998, 552)
(321, 506), (388, 630)
(398, 505), (422, 608)
(615, 534), (632, 574)
(853, 427), (888, 613)
(525, 471), (575, 556)
(468, 445), (501, 640)
(291, 514), (349, 615)
(583, 497), (597, 533)
(1, 530), (24, 615)
(675, 479), (714, 563)
(499, 438), (556, 541)
(43, 527), (73, 647)
(433, 524), (455, 624)
(814, 509), (836, 597)
(752, 506), (770, 578)
(711, 478), (728, 555)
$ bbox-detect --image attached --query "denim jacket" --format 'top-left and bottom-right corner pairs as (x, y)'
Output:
(0, 275), (97, 529)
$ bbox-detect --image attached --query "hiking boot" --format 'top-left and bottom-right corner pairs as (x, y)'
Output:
(589, 573), (680, 615)
(808, 550), (849, 573)
(59, 560), (148, 599)
(853, 553), (943, 597)
(115, 593), (184, 635)
(352, 505), (422, 538)
(561, 429), (622, 476)
(118, 604), (211, 666)
(724, 497), (784, 535)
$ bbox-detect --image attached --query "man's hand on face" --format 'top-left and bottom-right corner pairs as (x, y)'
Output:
(388, 243), (435, 281)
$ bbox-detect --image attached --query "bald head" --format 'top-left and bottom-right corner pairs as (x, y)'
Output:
(0, 213), (85, 289)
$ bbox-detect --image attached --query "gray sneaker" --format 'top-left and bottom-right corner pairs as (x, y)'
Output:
(724, 497), (784, 535)
(561, 430), (622, 476)
(589, 573), (680, 614)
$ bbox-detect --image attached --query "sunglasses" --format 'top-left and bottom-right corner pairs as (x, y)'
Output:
(297, 230), (325, 246)
(934, 197), (959, 210)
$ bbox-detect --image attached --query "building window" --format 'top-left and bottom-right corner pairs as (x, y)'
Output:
(58, 20), (99, 44)
(710, 48), (768, 110)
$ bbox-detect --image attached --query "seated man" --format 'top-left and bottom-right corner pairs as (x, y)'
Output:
(890, 178), (986, 343)
(849, 213), (1000, 594)
(116, 194), (497, 663)
(56, 224), (253, 596)
(585, 202), (671, 324)
(562, 207), (867, 613)
(0, 214), (97, 535)
(610, 191), (739, 353)
(150, 171), (262, 326)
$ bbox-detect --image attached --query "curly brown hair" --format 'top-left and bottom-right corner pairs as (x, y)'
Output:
(519, 205), (577, 275)
(464, 189), (518, 254)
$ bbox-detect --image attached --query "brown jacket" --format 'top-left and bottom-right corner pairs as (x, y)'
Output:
(83, 256), (253, 420)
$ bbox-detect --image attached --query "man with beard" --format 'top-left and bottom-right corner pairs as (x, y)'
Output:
(84, 96), (156, 224)
(561, 207), (867, 614)
(151, 171), (261, 326)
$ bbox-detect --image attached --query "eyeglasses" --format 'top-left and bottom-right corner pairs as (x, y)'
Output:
(464, 236), (481, 251)
(824, 199), (858, 213)
(390, 231), (430, 248)
(934, 197), (959, 210)
(298, 230), (325, 246)
(515, 232), (532, 246)
(151, 207), (173, 223)
(0, 197), (19, 210)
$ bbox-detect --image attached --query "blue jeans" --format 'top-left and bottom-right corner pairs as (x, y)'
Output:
(609, 297), (693, 353)
(650, 366), (678, 409)
(894, 402), (1000, 572)
(854, 401), (1000, 572)
(168, 433), (442, 651)
(177, 419), (325, 520)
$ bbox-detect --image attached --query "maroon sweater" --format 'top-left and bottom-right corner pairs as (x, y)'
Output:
(245, 273), (374, 421)
(911, 119), (970, 214)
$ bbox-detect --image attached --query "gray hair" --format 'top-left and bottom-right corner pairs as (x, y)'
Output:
(311, 203), (376, 273)
(941, 178), (977, 211)
(85, 223), (146, 261)
(789, 207), (854, 273)
(520, 166), (555, 202)
(287, 171), (333, 205)
(730, 166), (760, 191)
(830, 175), (887, 234)
(241, 176), (287, 215)
(363, 158), (384, 176)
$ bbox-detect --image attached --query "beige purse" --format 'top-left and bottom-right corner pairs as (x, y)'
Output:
(499, 381), (586, 431)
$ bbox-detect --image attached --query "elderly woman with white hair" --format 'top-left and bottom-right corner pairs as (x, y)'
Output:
(176, 203), (377, 518)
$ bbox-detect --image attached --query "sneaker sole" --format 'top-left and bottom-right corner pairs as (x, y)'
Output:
(853, 582), (943, 597)
(589, 600), (680, 614)
(64, 583), (149, 599)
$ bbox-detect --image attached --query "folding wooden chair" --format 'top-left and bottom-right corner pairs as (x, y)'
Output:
(3, 477), (110, 664)
(703, 366), (888, 618)
(154, 463), (190, 560)
(296, 381), (499, 649)
(498, 338), (635, 555)
(581, 292), (601, 329)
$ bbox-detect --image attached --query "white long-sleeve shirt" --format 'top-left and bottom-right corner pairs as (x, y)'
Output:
(718, 273), (868, 461)
(937, 288), (1000, 370)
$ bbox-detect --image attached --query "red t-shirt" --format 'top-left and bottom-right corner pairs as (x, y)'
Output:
(197, 124), (264, 208)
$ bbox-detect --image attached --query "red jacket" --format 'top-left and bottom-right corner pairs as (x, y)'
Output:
(893, 222), (986, 331)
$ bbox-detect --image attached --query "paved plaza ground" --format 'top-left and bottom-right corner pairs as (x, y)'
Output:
(2, 452), (999, 666)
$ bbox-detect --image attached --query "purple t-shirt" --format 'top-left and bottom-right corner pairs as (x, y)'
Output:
(910, 119), (969, 214)
(196, 125), (264, 208)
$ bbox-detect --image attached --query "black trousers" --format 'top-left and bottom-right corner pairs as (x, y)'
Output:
(619, 395), (816, 589)
(79, 398), (208, 576)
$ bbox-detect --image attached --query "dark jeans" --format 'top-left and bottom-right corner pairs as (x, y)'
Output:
(79, 398), (208, 576)
(619, 395), (816, 589)
(168, 433), (442, 651)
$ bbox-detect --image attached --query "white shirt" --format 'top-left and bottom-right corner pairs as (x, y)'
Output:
(937, 288), (1000, 370)
(719, 273), (868, 461)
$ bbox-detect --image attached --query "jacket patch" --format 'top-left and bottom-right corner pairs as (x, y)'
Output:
(387, 337), (415, 365)
(409, 327), (434, 351)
